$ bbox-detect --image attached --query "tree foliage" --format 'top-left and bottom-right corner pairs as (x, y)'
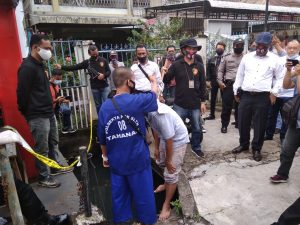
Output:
(127, 18), (190, 48)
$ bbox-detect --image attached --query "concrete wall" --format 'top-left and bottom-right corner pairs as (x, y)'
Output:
(204, 20), (232, 35)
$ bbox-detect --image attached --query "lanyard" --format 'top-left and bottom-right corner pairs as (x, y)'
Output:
(184, 63), (194, 81)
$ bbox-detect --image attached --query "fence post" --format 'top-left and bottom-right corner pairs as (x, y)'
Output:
(79, 146), (92, 217)
(126, 0), (133, 16)
(0, 145), (25, 225)
(51, 0), (60, 12)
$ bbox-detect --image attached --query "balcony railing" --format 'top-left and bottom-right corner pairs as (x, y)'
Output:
(58, 0), (127, 8)
(133, 0), (150, 8)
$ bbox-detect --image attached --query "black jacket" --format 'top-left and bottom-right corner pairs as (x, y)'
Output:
(206, 55), (223, 81)
(163, 58), (206, 109)
(61, 56), (111, 89)
(17, 56), (53, 120)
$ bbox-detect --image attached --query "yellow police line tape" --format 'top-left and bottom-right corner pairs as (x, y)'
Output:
(4, 100), (93, 170)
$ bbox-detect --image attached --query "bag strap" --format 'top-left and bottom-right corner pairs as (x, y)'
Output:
(111, 97), (147, 142)
(138, 64), (150, 81)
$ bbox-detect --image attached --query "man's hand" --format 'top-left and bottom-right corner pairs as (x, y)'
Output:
(154, 148), (160, 162)
(234, 95), (240, 102)
(219, 82), (226, 91)
(200, 102), (206, 114)
(54, 64), (62, 69)
(56, 96), (65, 103)
(103, 159), (109, 168)
(97, 73), (104, 80)
(286, 61), (293, 72)
(270, 93), (277, 105)
(166, 161), (176, 174)
(295, 64), (300, 76)
(206, 81), (212, 89)
(272, 36), (280, 46)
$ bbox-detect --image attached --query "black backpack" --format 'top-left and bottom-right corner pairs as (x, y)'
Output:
(281, 95), (300, 127)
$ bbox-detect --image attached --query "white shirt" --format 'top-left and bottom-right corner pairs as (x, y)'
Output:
(272, 56), (300, 98)
(233, 51), (282, 95)
(108, 61), (125, 90)
(131, 60), (163, 92)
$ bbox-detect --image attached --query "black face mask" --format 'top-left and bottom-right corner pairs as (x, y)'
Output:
(127, 80), (136, 94)
(137, 56), (147, 64)
(234, 48), (244, 54)
(90, 56), (98, 61)
(216, 49), (224, 56)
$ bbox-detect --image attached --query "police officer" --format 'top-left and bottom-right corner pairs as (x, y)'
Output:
(205, 41), (226, 120)
(217, 38), (245, 133)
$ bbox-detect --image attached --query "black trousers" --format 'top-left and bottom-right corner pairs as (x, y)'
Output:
(0, 179), (46, 223)
(277, 197), (300, 225)
(238, 92), (270, 151)
(209, 80), (219, 117)
(221, 85), (238, 127)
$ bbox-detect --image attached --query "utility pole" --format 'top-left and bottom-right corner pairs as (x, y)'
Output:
(264, 0), (270, 31)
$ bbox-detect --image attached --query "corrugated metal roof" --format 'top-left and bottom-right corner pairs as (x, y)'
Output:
(208, 0), (300, 13)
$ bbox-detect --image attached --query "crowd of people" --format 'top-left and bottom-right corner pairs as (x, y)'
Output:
(10, 31), (300, 224)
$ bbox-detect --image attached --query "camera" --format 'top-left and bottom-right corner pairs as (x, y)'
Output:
(64, 96), (72, 101)
(287, 59), (299, 66)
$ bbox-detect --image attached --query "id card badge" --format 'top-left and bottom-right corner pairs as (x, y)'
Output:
(189, 80), (194, 88)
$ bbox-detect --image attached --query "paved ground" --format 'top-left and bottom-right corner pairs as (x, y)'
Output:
(182, 113), (300, 225)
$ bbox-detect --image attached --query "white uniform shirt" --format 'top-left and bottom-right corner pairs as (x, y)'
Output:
(272, 56), (300, 98)
(131, 60), (163, 92)
(233, 51), (282, 95)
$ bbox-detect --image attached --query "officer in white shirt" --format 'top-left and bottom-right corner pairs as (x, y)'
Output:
(131, 44), (163, 94)
(265, 40), (300, 142)
(232, 32), (282, 161)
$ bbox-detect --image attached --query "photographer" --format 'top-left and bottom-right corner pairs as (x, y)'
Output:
(49, 69), (75, 134)
(108, 50), (124, 92)
(160, 45), (176, 104)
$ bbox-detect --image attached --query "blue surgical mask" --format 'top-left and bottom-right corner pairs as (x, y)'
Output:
(54, 80), (62, 85)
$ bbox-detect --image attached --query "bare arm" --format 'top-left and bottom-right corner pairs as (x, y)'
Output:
(283, 61), (295, 89)
(165, 138), (176, 174)
(100, 145), (109, 168)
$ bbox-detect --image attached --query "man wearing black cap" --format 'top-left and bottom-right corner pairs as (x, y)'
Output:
(232, 32), (282, 161)
(164, 38), (206, 157)
(217, 38), (245, 133)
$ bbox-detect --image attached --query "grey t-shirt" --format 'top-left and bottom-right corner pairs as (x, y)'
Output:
(148, 103), (189, 149)
(108, 61), (125, 90)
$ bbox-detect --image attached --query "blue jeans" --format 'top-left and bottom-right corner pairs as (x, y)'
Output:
(173, 104), (202, 151)
(59, 103), (72, 129)
(265, 97), (291, 141)
(28, 115), (59, 178)
(92, 86), (110, 112)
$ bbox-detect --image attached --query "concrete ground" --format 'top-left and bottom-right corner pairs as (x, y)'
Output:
(182, 113), (300, 225)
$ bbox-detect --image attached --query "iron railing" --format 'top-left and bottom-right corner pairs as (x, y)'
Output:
(47, 40), (164, 132)
(133, 0), (150, 8)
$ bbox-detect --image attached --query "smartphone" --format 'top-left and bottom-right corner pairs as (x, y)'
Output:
(65, 96), (72, 101)
(287, 59), (299, 66)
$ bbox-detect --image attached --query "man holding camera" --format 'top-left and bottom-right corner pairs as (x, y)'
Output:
(55, 45), (111, 112)
(232, 32), (282, 161)
(265, 40), (300, 142)
(217, 38), (245, 133)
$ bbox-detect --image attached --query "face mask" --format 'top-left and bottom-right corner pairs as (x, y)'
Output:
(216, 49), (224, 56)
(137, 56), (147, 64)
(90, 56), (98, 60)
(234, 48), (244, 54)
(249, 47), (256, 52)
(53, 80), (62, 85)
(183, 50), (195, 60)
(127, 80), (135, 94)
(166, 53), (175, 62)
(111, 59), (117, 64)
(38, 48), (52, 61)
(288, 54), (299, 60)
(256, 45), (268, 57)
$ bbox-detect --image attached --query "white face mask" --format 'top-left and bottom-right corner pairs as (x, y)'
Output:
(53, 80), (62, 85)
(288, 54), (299, 60)
(38, 47), (52, 60)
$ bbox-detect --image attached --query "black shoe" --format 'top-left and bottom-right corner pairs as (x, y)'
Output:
(231, 121), (237, 126)
(232, 146), (249, 154)
(264, 136), (273, 141)
(253, 151), (262, 162)
(221, 126), (227, 133)
(192, 149), (204, 158)
(204, 115), (215, 120)
(48, 214), (69, 225)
